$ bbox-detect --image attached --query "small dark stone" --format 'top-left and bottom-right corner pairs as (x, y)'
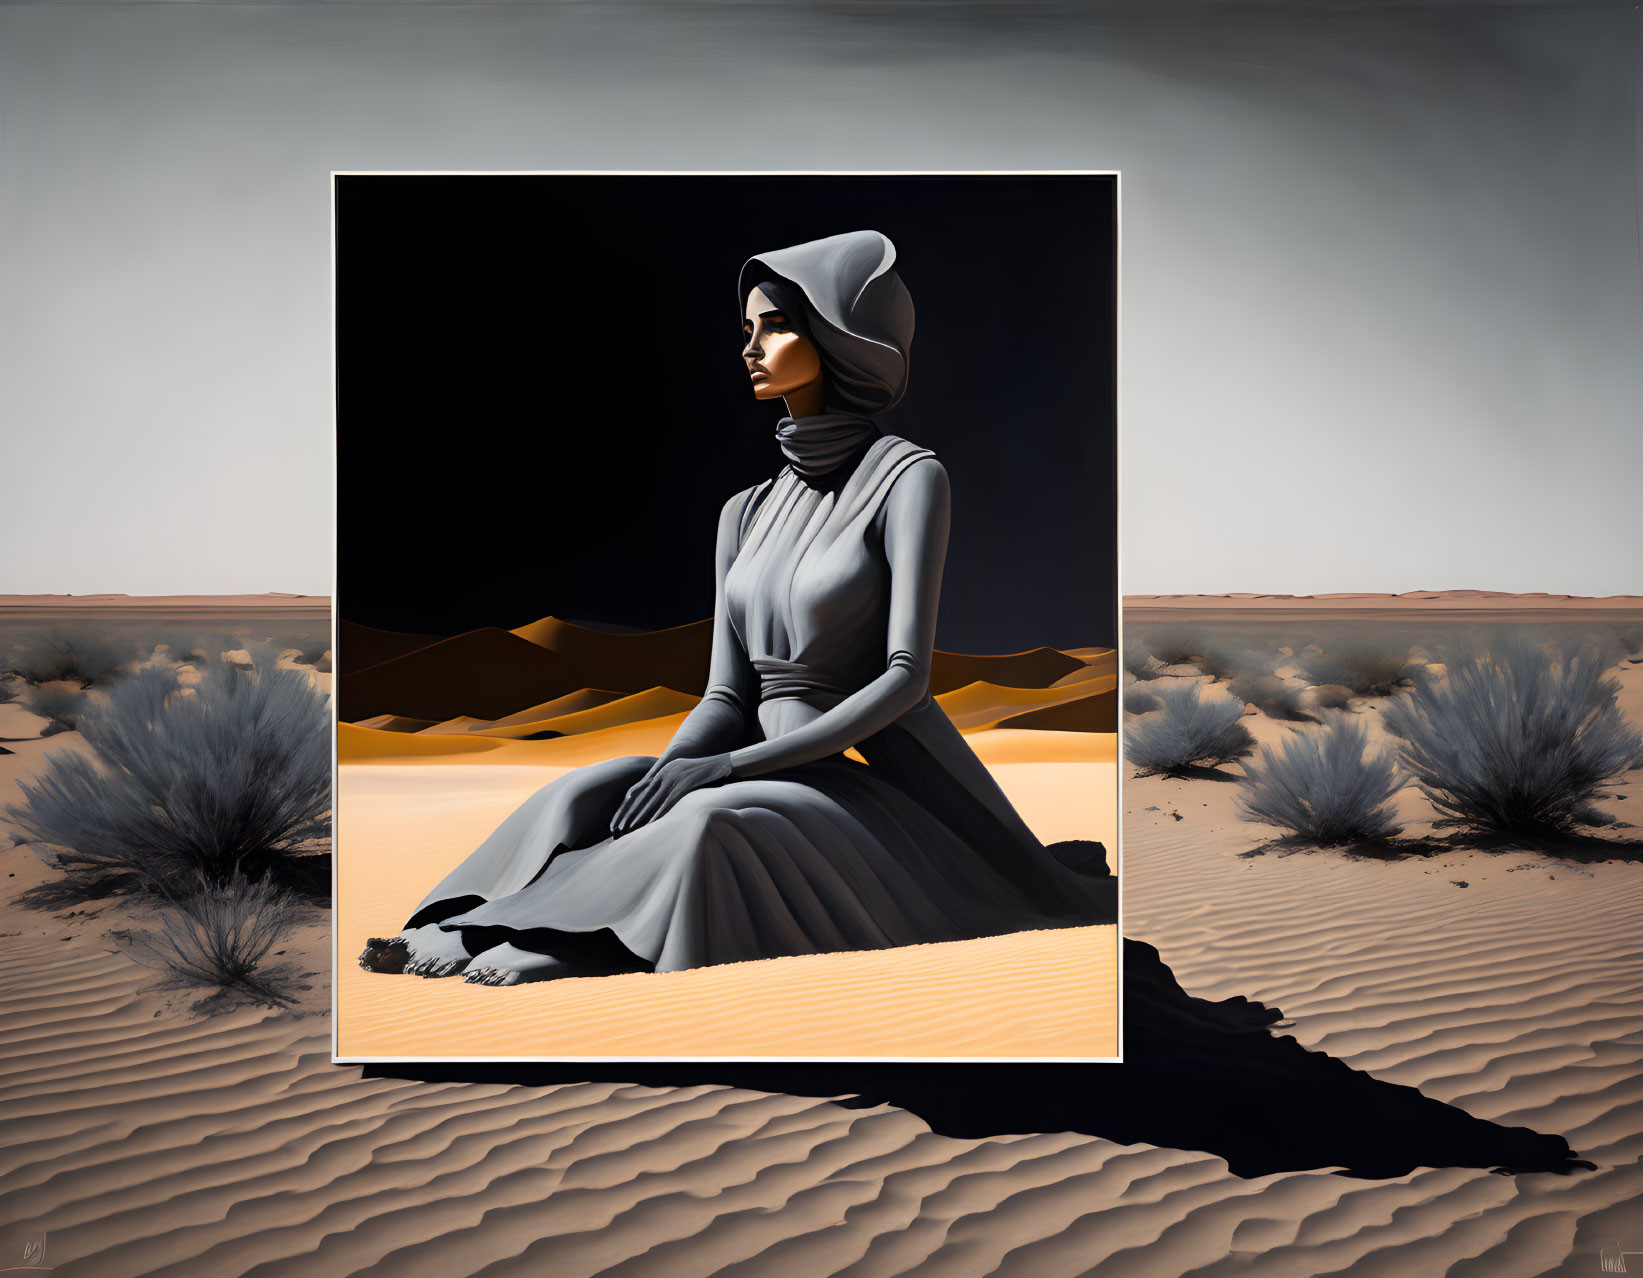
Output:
(1451, 880), (1469, 888)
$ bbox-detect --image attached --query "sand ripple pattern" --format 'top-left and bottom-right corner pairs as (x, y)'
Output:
(7, 755), (1643, 1271)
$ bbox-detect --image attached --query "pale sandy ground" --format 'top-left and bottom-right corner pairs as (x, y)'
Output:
(4, 599), (1643, 1275)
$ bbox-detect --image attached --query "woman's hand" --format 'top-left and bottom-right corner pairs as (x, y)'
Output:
(610, 754), (734, 837)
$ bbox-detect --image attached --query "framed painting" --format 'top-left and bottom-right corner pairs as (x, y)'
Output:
(331, 171), (1121, 1062)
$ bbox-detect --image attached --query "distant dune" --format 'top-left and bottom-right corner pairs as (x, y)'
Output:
(338, 615), (1112, 728)
(353, 713), (439, 733)
(0, 592), (327, 608)
(1127, 590), (1643, 613)
(936, 668), (1116, 732)
(340, 627), (589, 722)
(492, 688), (626, 725)
(463, 687), (701, 739)
(929, 646), (1086, 694)
(511, 615), (713, 695)
(338, 721), (507, 760)
(418, 715), (501, 736)
(336, 619), (444, 673)
(996, 690), (1118, 732)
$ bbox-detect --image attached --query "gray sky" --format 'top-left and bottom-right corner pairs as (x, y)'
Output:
(1, 1), (1638, 598)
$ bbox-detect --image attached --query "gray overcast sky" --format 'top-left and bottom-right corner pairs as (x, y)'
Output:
(1, 1), (1638, 598)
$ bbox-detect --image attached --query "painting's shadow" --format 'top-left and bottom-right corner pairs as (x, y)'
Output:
(362, 938), (1592, 1180)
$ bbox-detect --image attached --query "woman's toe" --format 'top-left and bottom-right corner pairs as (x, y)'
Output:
(359, 937), (409, 974)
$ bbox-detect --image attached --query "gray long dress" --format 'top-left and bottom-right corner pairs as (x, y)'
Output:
(403, 431), (1116, 974)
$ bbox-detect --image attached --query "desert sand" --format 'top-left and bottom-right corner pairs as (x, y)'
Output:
(4, 595), (1643, 1274)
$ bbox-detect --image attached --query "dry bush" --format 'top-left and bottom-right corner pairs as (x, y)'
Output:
(1134, 624), (1209, 668)
(3, 625), (138, 687)
(4, 649), (331, 895)
(21, 683), (86, 735)
(1124, 685), (1162, 716)
(1308, 684), (1357, 711)
(1234, 710), (1405, 844)
(150, 630), (212, 663)
(145, 869), (298, 1005)
(1297, 642), (1419, 697)
(1229, 671), (1314, 722)
(1123, 639), (1160, 682)
(1382, 633), (1643, 836)
(1125, 681), (1255, 775)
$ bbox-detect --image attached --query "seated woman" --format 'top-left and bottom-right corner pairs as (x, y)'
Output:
(358, 228), (1116, 987)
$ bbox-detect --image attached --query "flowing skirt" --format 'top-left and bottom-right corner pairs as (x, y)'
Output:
(403, 752), (1116, 974)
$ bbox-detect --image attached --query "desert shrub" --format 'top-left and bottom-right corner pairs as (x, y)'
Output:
(1193, 637), (1248, 682)
(4, 625), (138, 687)
(1204, 631), (1285, 681)
(285, 637), (332, 667)
(1123, 641), (1160, 681)
(0, 675), (18, 705)
(22, 683), (86, 735)
(1229, 671), (1314, 722)
(1297, 642), (1418, 696)
(150, 630), (211, 663)
(1136, 624), (1209, 668)
(146, 868), (297, 1005)
(1381, 633), (1643, 836)
(1552, 625), (1626, 672)
(1124, 685), (1162, 715)
(4, 649), (331, 895)
(1234, 710), (1405, 844)
(314, 651), (333, 674)
(1125, 681), (1255, 775)
(1308, 684), (1357, 712)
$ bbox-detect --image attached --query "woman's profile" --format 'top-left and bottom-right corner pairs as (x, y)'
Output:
(358, 228), (1116, 986)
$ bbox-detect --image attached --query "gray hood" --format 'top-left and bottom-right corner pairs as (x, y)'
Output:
(738, 229), (916, 414)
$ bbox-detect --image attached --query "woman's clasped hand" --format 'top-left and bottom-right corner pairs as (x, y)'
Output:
(609, 753), (735, 836)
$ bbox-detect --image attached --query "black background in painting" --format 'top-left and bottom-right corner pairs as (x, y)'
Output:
(336, 173), (1116, 653)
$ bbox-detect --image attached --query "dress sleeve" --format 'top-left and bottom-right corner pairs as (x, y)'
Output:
(655, 486), (761, 761)
(725, 456), (949, 779)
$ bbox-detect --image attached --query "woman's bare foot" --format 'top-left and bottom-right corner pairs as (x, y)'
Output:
(463, 942), (576, 986)
(360, 924), (473, 977)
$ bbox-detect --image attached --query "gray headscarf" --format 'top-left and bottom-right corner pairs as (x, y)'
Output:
(738, 230), (916, 416)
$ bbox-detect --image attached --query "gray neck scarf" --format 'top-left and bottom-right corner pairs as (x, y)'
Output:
(775, 412), (882, 479)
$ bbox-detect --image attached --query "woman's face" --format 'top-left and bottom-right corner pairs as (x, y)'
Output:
(743, 287), (822, 402)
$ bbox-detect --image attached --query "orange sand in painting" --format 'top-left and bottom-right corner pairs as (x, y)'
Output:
(337, 919), (1116, 1059)
(337, 727), (1119, 1059)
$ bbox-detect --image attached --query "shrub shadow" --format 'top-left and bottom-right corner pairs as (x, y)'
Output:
(361, 938), (1590, 1180)
(1133, 764), (1244, 783)
(1239, 829), (1643, 865)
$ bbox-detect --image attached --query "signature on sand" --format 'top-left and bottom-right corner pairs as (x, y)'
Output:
(1602, 1242), (1643, 1273)
(0, 1227), (50, 1274)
